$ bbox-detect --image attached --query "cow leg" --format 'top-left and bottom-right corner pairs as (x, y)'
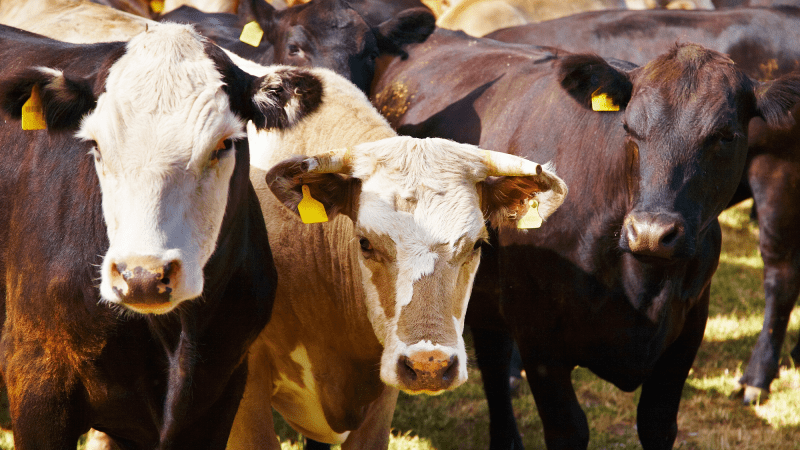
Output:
(471, 326), (524, 450)
(341, 385), (399, 450)
(227, 340), (280, 450)
(523, 361), (588, 450)
(6, 377), (85, 450)
(637, 289), (708, 450)
(739, 160), (800, 404)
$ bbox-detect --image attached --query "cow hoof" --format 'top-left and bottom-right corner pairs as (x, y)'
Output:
(741, 385), (769, 405)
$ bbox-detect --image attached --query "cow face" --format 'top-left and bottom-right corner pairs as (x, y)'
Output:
(0, 24), (322, 314)
(267, 136), (567, 394)
(559, 44), (800, 262)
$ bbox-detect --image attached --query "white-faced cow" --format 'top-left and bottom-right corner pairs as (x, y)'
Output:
(370, 29), (800, 449)
(224, 65), (566, 449)
(0, 23), (322, 449)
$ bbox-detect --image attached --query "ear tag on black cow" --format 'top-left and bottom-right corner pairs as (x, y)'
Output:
(591, 88), (619, 112)
(298, 185), (329, 224)
(22, 85), (46, 131)
(240, 21), (264, 47)
(150, 0), (164, 14)
(517, 199), (542, 229)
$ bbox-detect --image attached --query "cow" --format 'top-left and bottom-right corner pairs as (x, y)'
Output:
(370, 29), (800, 449)
(485, 5), (800, 405)
(222, 64), (566, 449)
(0, 23), (323, 449)
(159, 0), (436, 94)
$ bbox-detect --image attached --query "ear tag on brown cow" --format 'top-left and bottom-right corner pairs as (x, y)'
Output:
(298, 185), (329, 224)
(150, 0), (165, 14)
(240, 21), (264, 47)
(591, 88), (619, 112)
(21, 85), (46, 131)
(517, 199), (542, 229)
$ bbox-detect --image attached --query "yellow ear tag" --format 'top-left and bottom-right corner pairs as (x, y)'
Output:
(297, 185), (329, 224)
(517, 199), (542, 229)
(150, 0), (165, 13)
(591, 89), (619, 112)
(239, 21), (264, 47)
(21, 85), (46, 131)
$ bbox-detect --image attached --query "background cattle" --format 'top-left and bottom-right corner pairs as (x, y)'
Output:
(486, 5), (800, 405)
(159, 0), (436, 94)
(225, 64), (566, 449)
(370, 29), (800, 449)
(0, 23), (321, 449)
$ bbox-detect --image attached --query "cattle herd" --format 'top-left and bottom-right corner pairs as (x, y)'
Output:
(0, 0), (797, 449)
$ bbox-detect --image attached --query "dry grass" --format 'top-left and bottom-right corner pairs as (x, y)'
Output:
(0, 201), (797, 449)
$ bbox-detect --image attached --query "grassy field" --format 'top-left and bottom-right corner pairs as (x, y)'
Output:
(2, 200), (798, 449)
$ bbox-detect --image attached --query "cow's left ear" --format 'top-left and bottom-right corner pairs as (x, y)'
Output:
(480, 165), (568, 229)
(374, 7), (436, 57)
(207, 43), (323, 129)
(266, 155), (361, 223)
(558, 53), (634, 111)
(753, 73), (800, 129)
(0, 67), (96, 131)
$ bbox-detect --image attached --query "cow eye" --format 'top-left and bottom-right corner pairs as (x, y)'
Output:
(288, 44), (302, 56)
(359, 237), (374, 257)
(87, 141), (102, 163)
(210, 139), (234, 163)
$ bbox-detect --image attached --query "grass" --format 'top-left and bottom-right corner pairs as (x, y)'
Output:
(1, 200), (798, 449)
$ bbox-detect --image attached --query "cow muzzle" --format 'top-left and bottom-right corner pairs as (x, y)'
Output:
(396, 349), (460, 393)
(108, 255), (181, 314)
(623, 211), (687, 260)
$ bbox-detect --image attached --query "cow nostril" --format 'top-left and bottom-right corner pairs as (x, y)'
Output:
(399, 355), (418, 382)
(442, 355), (458, 382)
(162, 260), (180, 285)
(661, 228), (679, 246)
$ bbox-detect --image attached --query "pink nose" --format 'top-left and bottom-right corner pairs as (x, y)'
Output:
(624, 212), (686, 259)
(396, 349), (459, 392)
(109, 256), (180, 311)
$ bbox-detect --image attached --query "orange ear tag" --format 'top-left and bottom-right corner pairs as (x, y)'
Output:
(517, 199), (542, 229)
(150, 0), (164, 13)
(239, 21), (264, 47)
(21, 85), (46, 130)
(297, 185), (329, 224)
(591, 88), (619, 112)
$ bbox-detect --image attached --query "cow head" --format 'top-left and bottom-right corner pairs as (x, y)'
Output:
(0, 23), (322, 314)
(559, 43), (800, 262)
(242, 0), (435, 93)
(266, 136), (567, 394)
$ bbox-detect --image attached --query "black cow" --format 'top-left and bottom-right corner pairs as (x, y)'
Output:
(486, 5), (800, 404)
(0, 23), (323, 449)
(370, 29), (800, 449)
(159, 0), (435, 94)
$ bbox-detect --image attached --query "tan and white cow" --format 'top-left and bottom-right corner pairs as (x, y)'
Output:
(226, 65), (567, 448)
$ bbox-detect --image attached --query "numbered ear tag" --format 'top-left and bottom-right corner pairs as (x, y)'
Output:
(150, 0), (164, 13)
(22, 85), (46, 130)
(297, 185), (328, 224)
(517, 199), (542, 229)
(239, 21), (264, 47)
(591, 88), (619, 112)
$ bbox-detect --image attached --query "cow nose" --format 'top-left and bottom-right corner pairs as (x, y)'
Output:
(109, 256), (179, 312)
(397, 350), (459, 393)
(624, 212), (686, 259)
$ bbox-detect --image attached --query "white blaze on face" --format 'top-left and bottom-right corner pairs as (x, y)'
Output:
(77, 24), (245, 313)
(350, 137), (488, 393)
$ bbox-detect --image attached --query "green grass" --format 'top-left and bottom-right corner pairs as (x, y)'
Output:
(1, 200), (798, 449)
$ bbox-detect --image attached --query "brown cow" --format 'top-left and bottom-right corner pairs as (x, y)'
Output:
(370, 29), (800, 449)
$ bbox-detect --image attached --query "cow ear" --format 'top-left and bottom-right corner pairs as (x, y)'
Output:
(480, 165), (568, 229)
(247, 67), (323, 129)
(237, 0), (276, 27)
(265, 156), (361, 223)
(0, 67), (95, 131)
(558, 53), (633, 111)
(374, 8), (436, 57)
(753, 73), (800, 129)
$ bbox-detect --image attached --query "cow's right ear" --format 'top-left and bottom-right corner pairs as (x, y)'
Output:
(0, 67), (96, 131)
(558, 53), (634, 111)
(236, 0), (276, 28)
(266, 156), (361, 223)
